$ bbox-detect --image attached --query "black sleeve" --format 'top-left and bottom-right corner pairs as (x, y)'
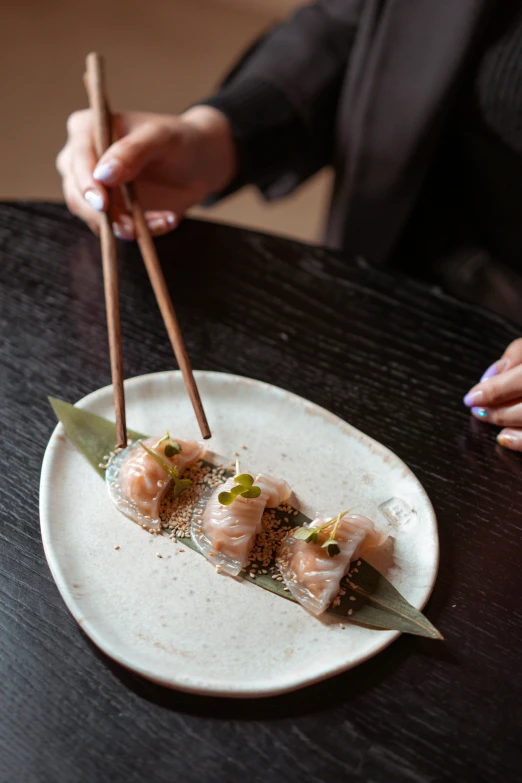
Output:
(200, 1), (362, 202)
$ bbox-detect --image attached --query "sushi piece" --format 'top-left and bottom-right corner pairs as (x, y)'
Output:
(277, 512), (387, 615)
(191, 470), (291, 576)
(106, 434), (204, 531)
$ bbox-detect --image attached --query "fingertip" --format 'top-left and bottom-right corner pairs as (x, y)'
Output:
(146, 212), (177, 236)
(112, 214), (135, 241)
(93, 158), (123, 185)
(497, 429), (522, 451)
(84, 188), (105, 212)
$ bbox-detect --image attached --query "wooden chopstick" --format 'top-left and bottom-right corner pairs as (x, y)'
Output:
(84, 52), (211, 441)
(84, 53), (127, 448)
(122, 181), (211, 440)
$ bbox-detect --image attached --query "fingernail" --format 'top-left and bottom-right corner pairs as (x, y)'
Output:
(480, 363), (499, 382)
(84, 189), (104, 212)
(497, 430), (520, 448)
(93, 159), (121, 184)
(147, 217), (172, 234)
(112, 217), (133, 241)
(463, 389), (485, 407)
(496, 359), (509, 373)
(471, 407), (488, 419)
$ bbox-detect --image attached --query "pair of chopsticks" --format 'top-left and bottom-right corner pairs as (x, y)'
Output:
(84, 52), (211, 448)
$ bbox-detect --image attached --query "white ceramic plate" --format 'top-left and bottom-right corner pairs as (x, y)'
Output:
(40, 371), (438, 698)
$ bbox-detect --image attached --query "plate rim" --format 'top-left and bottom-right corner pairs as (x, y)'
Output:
(40, 369), (439, 698)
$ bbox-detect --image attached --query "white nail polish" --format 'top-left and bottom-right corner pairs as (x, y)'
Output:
(93, 160), (119, 184)
(84, 189), (104, 212)
(112, 221), (133, 241)
(148, 218), (167, 233)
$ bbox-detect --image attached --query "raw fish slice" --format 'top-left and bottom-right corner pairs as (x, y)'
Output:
(106, 437), (204, 531)
(277, 513), (387, 615)
(192, 473), (291, 576)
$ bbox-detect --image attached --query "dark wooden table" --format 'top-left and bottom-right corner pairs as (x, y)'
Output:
(1, 202), (520, 783)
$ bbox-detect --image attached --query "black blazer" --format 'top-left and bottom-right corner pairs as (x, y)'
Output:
(203, 0), (498, 265)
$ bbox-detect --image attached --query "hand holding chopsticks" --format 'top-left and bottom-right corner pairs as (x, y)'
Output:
(84, 52), (211, 445)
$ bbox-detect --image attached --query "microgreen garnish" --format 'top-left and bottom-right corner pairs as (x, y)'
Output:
(292, 509), (352, 557)
(218, 473), (262, 506)
(292, 527), (319, 543)
(153, 431), (170, 449)
(164, 442), (181, 458)
(153, 431), (182, 456)
(322, 539), (341, 557)
(139, 441), (191, 497)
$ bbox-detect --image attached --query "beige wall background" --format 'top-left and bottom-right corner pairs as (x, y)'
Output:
(0, 0), (331, 243)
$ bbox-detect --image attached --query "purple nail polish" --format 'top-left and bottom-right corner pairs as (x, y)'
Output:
(472, 407), (488, 419)
(463, 390), (485, 407)
(480, 363), (498, 382)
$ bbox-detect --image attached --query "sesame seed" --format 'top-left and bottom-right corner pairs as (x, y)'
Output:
(156, 553), (162, 559)
(349, 596), (356, 601)
(179, 548), (185, 552)
(357, 560), (362, 566)
(348, 609), (353, 616)
(339, 624), (345, 629)
(113, 545), (120, 550)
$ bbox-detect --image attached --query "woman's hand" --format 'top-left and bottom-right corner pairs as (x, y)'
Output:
(56, 106), (236, 239)
(463, 338), (522, 451)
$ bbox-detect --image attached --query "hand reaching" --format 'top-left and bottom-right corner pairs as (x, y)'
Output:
(463, 338), (522, 451)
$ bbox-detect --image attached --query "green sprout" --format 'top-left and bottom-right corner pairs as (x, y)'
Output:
(218, 473), (262, 506)
(139, 441), (191, 498)
(292, 509), (352, 557)
(152, 431), (182, 459)
(164, 442), (181, 458)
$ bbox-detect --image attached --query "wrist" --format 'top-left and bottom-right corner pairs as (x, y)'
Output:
(181, 105), (237, 194)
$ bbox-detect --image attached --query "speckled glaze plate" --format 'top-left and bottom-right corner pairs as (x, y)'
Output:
(40, 371), (438, 698)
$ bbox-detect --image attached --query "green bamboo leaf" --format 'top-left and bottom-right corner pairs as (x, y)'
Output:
(49, 399), (442, 639)
(329, 560), (443, 639)
(49, 397), (145, 478)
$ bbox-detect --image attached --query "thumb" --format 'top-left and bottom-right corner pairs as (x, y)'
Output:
(93, 121), (174, 186)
